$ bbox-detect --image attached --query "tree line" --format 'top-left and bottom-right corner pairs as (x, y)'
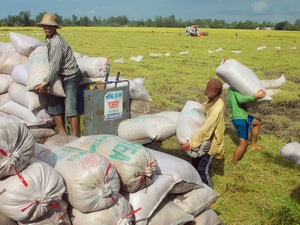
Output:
(1, 11), (300, 30)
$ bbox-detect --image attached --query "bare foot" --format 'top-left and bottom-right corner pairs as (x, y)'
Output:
(250, 145), (262, 150)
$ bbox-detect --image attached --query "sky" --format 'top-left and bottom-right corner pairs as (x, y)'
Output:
(1, 0), (299, 24)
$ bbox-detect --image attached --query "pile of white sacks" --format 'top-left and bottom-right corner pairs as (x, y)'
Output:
(0, 32), (153, 138)
(0, 114), (223, 225)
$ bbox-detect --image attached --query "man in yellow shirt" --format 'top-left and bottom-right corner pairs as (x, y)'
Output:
(180, 79), (225, 188)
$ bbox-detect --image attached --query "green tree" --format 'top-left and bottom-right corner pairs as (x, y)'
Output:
(293, 19), (300, 30)
(72, 15), (78, 26)
(79, 16), (91, 26)
(274, 20), (292, 30)
(145, 18), (153, 27)
(154, 16), (163, 27)
(19, 11), (31, 26)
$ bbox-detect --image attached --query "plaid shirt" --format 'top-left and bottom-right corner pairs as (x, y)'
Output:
(43, 32), (79, 85)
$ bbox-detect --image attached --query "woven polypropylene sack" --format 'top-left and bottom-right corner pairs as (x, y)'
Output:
(9, 32), (45, 56)
(147, 148), (203, 194)
(34, 144), (120, 213)
(65, 134), (157, 193)
(71, 194), (134, 225)
(0, 114), (34, 178)
(280, 142), (300, 165)
(216, 59), (272, 108)
(0, 159), (66, 223)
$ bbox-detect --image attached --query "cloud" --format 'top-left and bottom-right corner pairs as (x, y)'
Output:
(251, 0), (268, 14)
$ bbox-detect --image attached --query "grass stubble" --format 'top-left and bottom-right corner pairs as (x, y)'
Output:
(1, 26), (300, 224)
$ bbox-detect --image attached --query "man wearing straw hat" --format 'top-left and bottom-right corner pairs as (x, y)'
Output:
(35, 13), (82, 137)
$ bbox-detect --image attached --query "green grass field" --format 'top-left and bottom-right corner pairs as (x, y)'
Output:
(1, 27), (300, 224)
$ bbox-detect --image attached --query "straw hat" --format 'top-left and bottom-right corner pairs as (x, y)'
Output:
(37, 13), (61, 28)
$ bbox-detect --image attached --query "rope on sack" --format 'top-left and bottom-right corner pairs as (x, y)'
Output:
(57, 210), (68, 222)
(0, 148), (28, 187)
(138, 160), (157, 185)
(21, 199), (60, 213)
(122, 207), (142, 219)
(98, 57), (110, 72)
(104, 163), (116, 202)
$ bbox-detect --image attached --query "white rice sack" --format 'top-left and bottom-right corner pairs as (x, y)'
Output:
(148, 148), (203, 194)
(261, 74), (286, 89)
(18, 198), (71, 225)
(33, 144), (120, 213)
(188, 208), (224, 225)
(122, 175), (176, 225)
(0, 73), (13, 94)
(0, 100), (53, 127)
(104, 78), (152, 101)
(266, 88), (281, 97)
(8, 82), (49, 111)
(71, 194), (134, 225)
(11, 63), (28, 85)
(176, 101), (208, 158)
(127, 80), (152, 102)
(168, 183), (220, 217)
(27, 46), (66, 97)
(29, 127), (56, 139)
(0, 92), (10, 107)
(77, 57), (110, 78)
(106, 79), (152, 102)
(0, 47), (28, 75)
(118, 114), (176, 142)
(280, 142), (300, 165)
(9, 32), (45, 56)
(0, 208), (18, 225)
(80, 77), (153, 102)
(0, 114), (34, 178)
(130, 99), (151, 118)
(44, 133), (79, 146)
(0, 42), (14, 54)
(176, 100), (206, 143)
(155, 111), (180, 124)
(148, 198), (194, 225)
(133, 77), (145, 84)
(0, 111), (26, 124)
(0, 159), (66, 223)
(65, 134), (157, 193)
(216, 59), (272, 105)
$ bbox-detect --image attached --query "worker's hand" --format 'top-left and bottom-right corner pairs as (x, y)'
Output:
(180, 141), (190, 150)
(35, 84), (48, 93)
(254, 89), (266, 99)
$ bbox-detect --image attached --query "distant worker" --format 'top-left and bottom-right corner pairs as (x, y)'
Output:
(180, 79), (225, 188)
(228, 88), (266, 164)
(35, 13), (82, 137)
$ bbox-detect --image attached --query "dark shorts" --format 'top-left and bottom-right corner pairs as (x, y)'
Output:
(232, 115), (254, 140)
(47, 72), (82, 117)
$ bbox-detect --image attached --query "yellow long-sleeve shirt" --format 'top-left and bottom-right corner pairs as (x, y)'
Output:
(190, 97), (225, 159)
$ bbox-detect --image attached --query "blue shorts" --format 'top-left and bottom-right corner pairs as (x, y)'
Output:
(47, 72), (82, 117)
(232, 115), (254, 140)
